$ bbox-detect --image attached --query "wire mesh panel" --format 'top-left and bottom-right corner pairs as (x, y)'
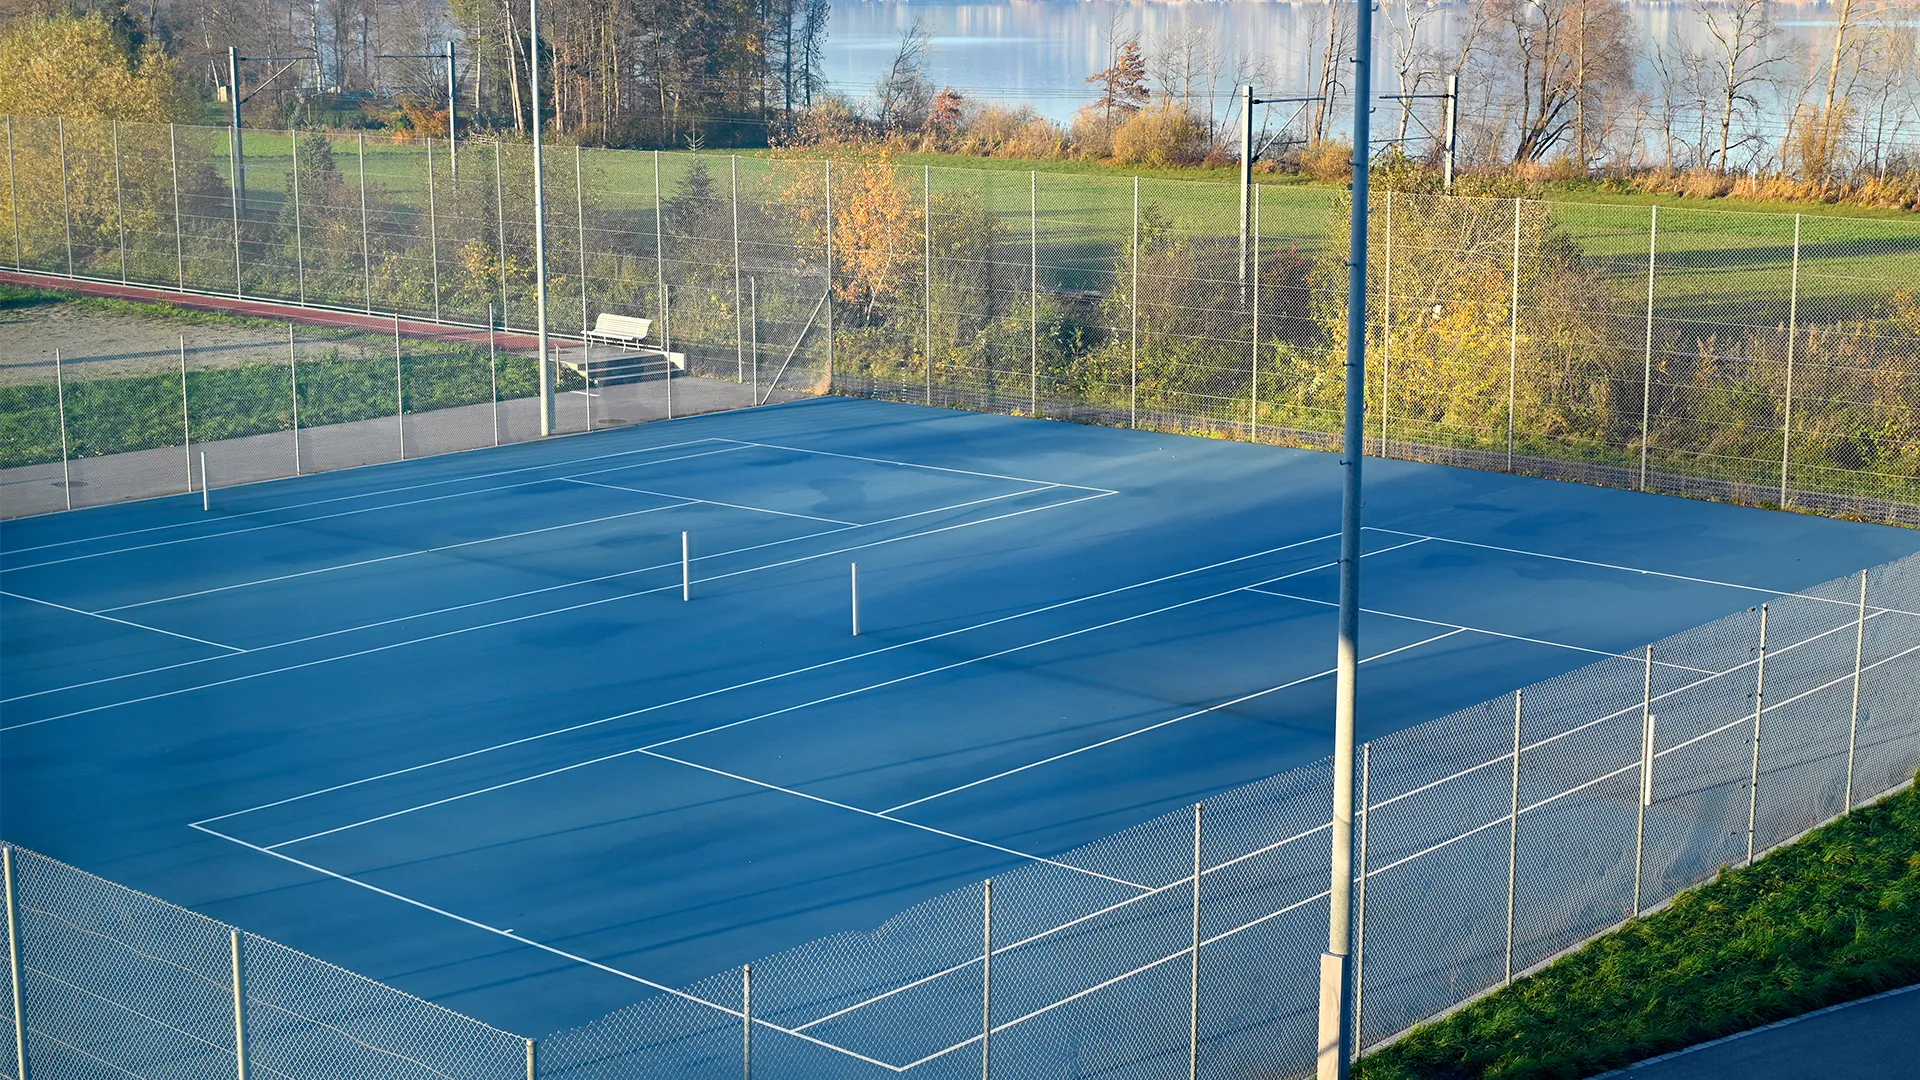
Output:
(289, 322), (404, 474)
(60, 335), (194, 509)
(1030, 170), (1133, 426)
(0, 349), (73, 519)
(11, 848), (236, 1080)
(541, 968), (745, 1080)
(1249, 184), (1342, 449)
(116, 121), (189, 288)
(185, 322), (301, 491)
(925, 165), (1034, 417)
(7, 117), (71, 277)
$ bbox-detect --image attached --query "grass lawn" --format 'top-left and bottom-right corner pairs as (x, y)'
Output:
(1355, 775), (1920, 1080)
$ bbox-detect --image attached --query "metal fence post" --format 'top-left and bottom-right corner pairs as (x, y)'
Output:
(226, 119), (242, 296)
(573, 145), (587, 335)
(290, 128), (305, 306)
(981, 878), (993, 1080)
(230, 930), (249, 1080)
(654, 151), (667, 331)
(5, 846), (30, 1080)
(664, 284), (674, 421)
(426, 138), (441, 322)
(1380, 189), (1392, 454)
(181, 336), (192, 492)
(732, 154), (743, 381)
(1030, 169), (1038, 415)
(1779, 212), (1800, 507)
(288, 324), (300, 475)
(1351, 742), (1371, 1054)
(1507, 197), (1520, 472)
(1746, 605), (1770, 865)
(750, 277), (759, 405)
(5, 117), (19, 268)
(1130, 175), (1139, 429)
(1634, 645), (1653, 914)
(113, 120), (127, 281)
(358, 133), (371, 313)
(54, 349), (70, 511)
(170, 123), (184, 289)
(496, 141), (509, 325)
(1504, 690), (1522, 986)
(488, 305), (500, 446)
(924, 163), (934, 406)
(57, 117), (73, 277)
(394, 315), (405, 459)
(525, 1038), (536, 1080)
(1639, 205), (1657, 491)
(742, 964), (752, 1080)
(1251, 182), (1262, 442)
(1846, 571), (1867, 812)
(1188, 803), (1203, 1080)
(824, 159), (834, 393)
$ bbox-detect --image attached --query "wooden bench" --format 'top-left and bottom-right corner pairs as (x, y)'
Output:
(584, 313), (652, 349)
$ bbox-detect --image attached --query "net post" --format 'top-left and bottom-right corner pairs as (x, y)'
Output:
(742, 964), (752, 1080)
(230, 930), (248, 1080)
(488, 305), (500, 446)
(1188, 802), (1202, 1080)
(981, 878), (992, 1080)
(5, 845), (30, 1080)
(289, 324), (300, 475)
(182, 336), (193, 493)
(1780, 212), (1800, 508)
(54, 348), (70, 511)
(1746, 605), (1769, 865)
(1846, 571), (1866, 812)
(1504, 690), (1522, 986)
(1639, 206), (1657, 491)
(1634, 645), (1654, 914)
(682, 532), (690, 601)
(202, 452), (209, 511)
(850, 562), (860, 637)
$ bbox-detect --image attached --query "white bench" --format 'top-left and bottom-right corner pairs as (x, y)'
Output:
(584, 313), (652, 349)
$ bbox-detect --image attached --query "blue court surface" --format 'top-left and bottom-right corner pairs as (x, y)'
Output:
(3, 397), (1918, 1036)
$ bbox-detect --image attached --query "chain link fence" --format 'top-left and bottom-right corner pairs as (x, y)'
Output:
(6, 550), (1918, 1080)
(5, 116), (1918, 523)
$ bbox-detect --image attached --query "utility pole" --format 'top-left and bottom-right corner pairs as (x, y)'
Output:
(1240, 89), (1325, 289)
(1443, 74), (1459, 191)
(378, 44), (462, 178)
(1319, 0), (1372, 1076)
(529, 0), (554, 435)
(224, 49), (315, 220)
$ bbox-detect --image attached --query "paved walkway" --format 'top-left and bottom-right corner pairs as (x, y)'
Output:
(1590, 984), (1920, 1080)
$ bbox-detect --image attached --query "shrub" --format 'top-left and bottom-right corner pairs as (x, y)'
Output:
(1110, 104), (1208, 167)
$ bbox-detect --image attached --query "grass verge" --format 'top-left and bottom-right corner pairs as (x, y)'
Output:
(1356, 775), (1920, 1080)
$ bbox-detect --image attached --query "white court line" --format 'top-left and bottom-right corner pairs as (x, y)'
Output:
(877, 631), (1465, 816)
(187, 824), (905, 1072)
(192, 530), (1340, 826)
(98, 501), (699, 614)
(717, 437), (1116, 495)
(0, 437), (727, 563)
(5, 488), (1112, 731)
(637, 750), (1153, 891)
(242, 532), (1345, 845)
(2, 484), (1068, 708)
(0, 443), (753, 575)
(1, 590), (245, 654)
(562, 476), (859, 526)
(1242, 587), (1722, 675)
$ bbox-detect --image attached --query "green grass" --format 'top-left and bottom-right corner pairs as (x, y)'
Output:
(1357, 776), (1920, 1080)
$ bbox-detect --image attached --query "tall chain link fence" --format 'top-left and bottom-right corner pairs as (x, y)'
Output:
(5, 116), (1918, 523)
(6, 550), (1918, 1080)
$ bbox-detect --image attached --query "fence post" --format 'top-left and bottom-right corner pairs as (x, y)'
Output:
(54, 349), (70, 511)
(750, 277), (759, 405)
(170, 123), (184, 289)
(230, 930), (248, 1080)
(664, 284), (674, 420)
(1130, 175), (1139, 429)
(741, 964), (751, 1080)
(426, 138), (441, 322)
(824, 159), (834, 393)
(5, 117), (19, 268)
(496, 141), (508, 325)
(525, 1038), (536, 1080)
(488, 305), (500, 446)
(5, 846), (30, 1080)
(1633, 645), (1653, 914)
(654, 150), (666, 337)
(290, 128), (305, 306)
(1504, 690), (1522, 986)
(981, 879), (993, 1080)
(113, 120), (127, 282)
(1030, 169), (1038, 415)
(924, 163), (934, 406)
(226, 119), (242, 296)
(394, 315), (405, 460)
(1188, 803), (1203, 1080)
(57, 117), (73, 278)
(1380, 189), (1392, 454)
(1846, 571), (1867, 812)
(576, 144), (588, 335)
(1639, 205), (1657, 491)
(288, 324), (300, 475)
(1746, 605), (1769, 865)
(358, 133), (371, 313)
(732, 154), (743, 382)
(1506, 197), (1520, 472)
(1250, 182), (1261, 442)
(181, 336), (192, 492)
(1779, 212), (1800, 508)
(1351, 742), (1371, 1054)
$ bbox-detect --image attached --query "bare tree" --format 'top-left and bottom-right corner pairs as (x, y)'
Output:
(874, 18), (932, 133)
(1693, 0), (1787, 173)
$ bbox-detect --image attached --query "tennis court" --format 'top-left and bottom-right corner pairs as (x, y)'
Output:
(3, 395), (1917, 1041)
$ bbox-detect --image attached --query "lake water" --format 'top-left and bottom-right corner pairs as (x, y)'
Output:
(819, 1), (1851, 156)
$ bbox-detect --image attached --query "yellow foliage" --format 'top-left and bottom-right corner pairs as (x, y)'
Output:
(1110, 104), (1208, 168)
(0, 12), (184, 122)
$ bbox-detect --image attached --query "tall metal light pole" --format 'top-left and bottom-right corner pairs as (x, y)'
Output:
(1318, 0), (1372, 1074)
(529, 0), (554, 435)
